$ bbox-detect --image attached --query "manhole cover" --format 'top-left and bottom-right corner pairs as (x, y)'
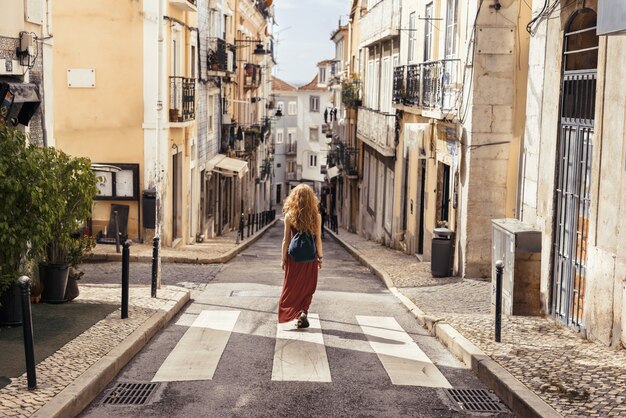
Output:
(446, 389), (507, 413)
(102, 382), (161, 406)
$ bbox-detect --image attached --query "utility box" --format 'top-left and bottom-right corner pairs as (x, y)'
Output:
(142, 188), (156, 229)
(431, 228), (454, 277)
(492, 219), (542, 316)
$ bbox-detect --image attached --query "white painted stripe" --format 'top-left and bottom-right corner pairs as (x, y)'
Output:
(356, 316), (452, 388)
(271, 314), (331, 382)
(152, 310), (240, 382)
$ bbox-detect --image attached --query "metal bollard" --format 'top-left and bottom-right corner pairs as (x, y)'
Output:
(247, 214), (251, 238)
(239, 213), (245, 242)
(151, 236), (159, 298)
(495, 260), (504, 342)
(122, 240), (131, 319)
(114, 210), (120, 253)
(18, 276), (36, 390)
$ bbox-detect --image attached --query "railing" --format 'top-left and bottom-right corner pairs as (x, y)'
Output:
(285, 143), (297, 155)
(405, 64), (421, 107)
(169, 0), (197, 11)
(285, 171), (296, 181)
(341, 79), (362, 108)
(356, 107), (395, 155)
(393, 65), (405, 104)
(341, 146), (359, 177)
(360, 0), (401, 47)
(244, 64), (260, 89)
(208, 38), (227, 72)
(169, 76), (195, 122)
(393, 59), (461, 116)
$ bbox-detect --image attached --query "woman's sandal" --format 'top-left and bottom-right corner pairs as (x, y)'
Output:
(297, 313), (309, 329)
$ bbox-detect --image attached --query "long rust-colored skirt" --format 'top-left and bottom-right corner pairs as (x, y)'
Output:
(278, 256), (319, 323)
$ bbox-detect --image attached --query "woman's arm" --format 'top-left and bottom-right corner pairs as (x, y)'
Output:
(281, 214), (291, 270)
(315, 213), (323, 269)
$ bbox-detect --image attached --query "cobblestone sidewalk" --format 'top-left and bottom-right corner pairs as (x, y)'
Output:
(0, 285), (189, 418)
(333, 227), (626, 418)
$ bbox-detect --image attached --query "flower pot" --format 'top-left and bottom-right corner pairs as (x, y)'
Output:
(40, 263), (70, 304)
(0, 283), (22, 326)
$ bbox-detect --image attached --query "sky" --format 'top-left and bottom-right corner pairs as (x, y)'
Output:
(272, 0), (350, 87)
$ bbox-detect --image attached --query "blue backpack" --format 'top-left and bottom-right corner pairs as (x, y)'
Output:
(288, 231), (317, 263)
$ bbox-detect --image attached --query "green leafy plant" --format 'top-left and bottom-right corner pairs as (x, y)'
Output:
(66, 234), (96, 280)
(43, 149), (98, 266)
(0, 124), (60, 294)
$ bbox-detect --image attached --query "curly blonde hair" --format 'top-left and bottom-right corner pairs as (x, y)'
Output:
(283, 184), (320, 235)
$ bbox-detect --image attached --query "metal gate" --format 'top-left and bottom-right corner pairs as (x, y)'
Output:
(551, 9), (598, 327)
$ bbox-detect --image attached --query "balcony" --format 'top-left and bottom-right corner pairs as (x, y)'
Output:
(360, 0), (401, 47)
(169, 76), (195, 123)
(169, 0), (197, 12)
(393, 59), (462, 119)
(341, 146), (359, 177)
(286, 171), (296, 181)
(285, 143), (297, 156)
(244, 64), (261, 90)
(208, 38), (233, 75)
(356, 107), (396, 157)
(341, 79), (362, 108)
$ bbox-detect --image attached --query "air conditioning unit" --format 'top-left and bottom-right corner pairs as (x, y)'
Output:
(491, 218), (542, 316)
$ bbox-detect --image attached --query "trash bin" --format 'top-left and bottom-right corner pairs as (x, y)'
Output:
(431, 227), (454, 277)
(142, 188), (156, 229)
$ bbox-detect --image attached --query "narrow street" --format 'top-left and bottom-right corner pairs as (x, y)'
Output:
(79, 222), (511, 417)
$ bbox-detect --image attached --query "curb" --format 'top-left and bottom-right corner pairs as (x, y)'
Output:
(326, 227), (562, 418)
(32, 289), (191, 418)
(86, 219), (279, 265)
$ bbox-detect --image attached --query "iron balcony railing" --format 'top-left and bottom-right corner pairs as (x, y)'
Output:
(169, 76), (195, 122)
(285, 143), (297, 155)
(356, 107), (395, 155)
(340, 145), (359, 177)
(285, 171), (296, 181)
(393, 65), (405, 104)
(208, 38), (228, 72)
(393, 59), (461, 115)
(341, 79), (362, 108)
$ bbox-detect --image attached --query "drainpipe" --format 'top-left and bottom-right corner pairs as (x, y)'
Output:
(155, 0), (165, 288)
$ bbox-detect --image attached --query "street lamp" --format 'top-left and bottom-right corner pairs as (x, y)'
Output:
(234, 39), (270, 55)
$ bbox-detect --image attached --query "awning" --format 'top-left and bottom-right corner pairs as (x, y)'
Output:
(327, 166), (340, 179)
(207, 154), (248, 178)
(0, 81), (41, 126)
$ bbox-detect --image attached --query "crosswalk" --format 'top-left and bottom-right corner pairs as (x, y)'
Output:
(151, 310), (451, 388)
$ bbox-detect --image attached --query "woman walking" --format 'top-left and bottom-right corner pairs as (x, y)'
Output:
(279, 184), (323, 328)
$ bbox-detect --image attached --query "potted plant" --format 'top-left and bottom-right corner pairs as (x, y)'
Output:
(0, 124), (59, 324)
(39, 148), (98, 303)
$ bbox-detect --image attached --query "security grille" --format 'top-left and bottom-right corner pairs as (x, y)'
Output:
(101, 382), (160, 406)
(446, 389), (508, 413)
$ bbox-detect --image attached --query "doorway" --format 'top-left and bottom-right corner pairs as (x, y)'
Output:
(551, 9), (598, 328)
(172, 152), (183, 240)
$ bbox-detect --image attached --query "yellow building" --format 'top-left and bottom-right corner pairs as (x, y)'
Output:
(51, 0), (199, 247)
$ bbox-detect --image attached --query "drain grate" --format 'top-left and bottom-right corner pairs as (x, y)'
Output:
(446, 388), (508, 413)
(102, 382), (160, 406)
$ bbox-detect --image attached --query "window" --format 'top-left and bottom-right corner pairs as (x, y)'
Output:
(445, 0), (458, 59)
(310, 95), (320, 112)
(287, 128), (297, 144)
(275, 129), (284, 144)
(277, 101), (284, 113)
(288, 101), (297, 115)
(319, 67), (327, 84)
(287, 161), (296, 173)
(381, 56), (391, 112)
(309, 127), (319, 142)
(366, 153), (375, 211)
(309, 154), (318, 167)
(424, 3), (433, 61)
(408, 12), (416, 64)
(191, 45), (196, 78)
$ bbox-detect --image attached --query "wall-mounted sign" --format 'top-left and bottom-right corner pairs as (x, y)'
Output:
(93, 163), (139, 200)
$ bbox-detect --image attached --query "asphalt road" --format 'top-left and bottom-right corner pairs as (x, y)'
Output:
(80, 222), (512, 417)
